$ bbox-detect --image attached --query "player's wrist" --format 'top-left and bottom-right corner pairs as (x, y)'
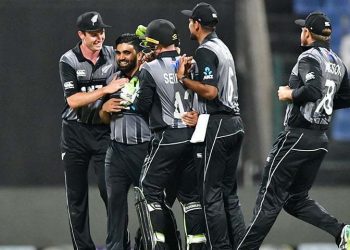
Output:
(178, 75), (188, 84)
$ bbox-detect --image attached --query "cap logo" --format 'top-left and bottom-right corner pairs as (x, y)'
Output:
(91, 14), (98, 26)
(172, 33), (178, 40)
(212, 13), (217, 18)
(325, 21), (330, 27)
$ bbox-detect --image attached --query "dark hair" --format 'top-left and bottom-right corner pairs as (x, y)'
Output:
(310, 28), (331, 42)
(115, 33), (142, 52)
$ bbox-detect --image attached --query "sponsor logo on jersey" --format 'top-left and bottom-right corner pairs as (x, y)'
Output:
(325, 62), (341, 76)
(76, 69), (86, 77)
(305, 72), (315, 82)
(64, 81), (74, 90)
(203, 67), (213, 80)
(102, 64), (113, 74)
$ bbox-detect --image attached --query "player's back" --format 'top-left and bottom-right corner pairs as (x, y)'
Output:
(141, 53), (195, 130)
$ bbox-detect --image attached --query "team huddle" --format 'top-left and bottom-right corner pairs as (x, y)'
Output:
(59, 2), (350, 250)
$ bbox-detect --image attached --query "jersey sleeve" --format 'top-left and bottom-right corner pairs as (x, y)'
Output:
(194, 47), (219, 86)
(292, 56), (323, 104)
(59, 61), (79, 98)
(133, 68), (156, 115)
(334, 69), (350, 109)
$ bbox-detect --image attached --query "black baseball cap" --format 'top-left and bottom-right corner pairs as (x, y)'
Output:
(76, 11), (111, 31)
(181, 2), (218, 26)
(145, 19), (178, 46)
(295, 12), (331, 36)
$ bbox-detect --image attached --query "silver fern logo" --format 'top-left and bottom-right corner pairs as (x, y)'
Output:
(91, 14), (98, 26)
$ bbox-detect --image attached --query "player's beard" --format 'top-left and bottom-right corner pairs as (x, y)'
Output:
(190, 32), (197, 41)
(118, 58), (137, 75)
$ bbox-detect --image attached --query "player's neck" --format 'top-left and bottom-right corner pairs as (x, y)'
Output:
(198, 31), (211, 45)
(80, 44), (100, 64)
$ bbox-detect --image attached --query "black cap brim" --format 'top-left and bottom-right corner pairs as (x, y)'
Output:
(295, 19), (306, 27)
(181, 10), (193, 17)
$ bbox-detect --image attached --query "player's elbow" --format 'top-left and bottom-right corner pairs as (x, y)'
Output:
(203, 87), (218, 100)
(66, 96), (80, 109)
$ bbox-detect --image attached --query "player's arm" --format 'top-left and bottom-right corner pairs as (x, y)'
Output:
(280, 57), (323, 103)
(333, 69), (350, 109)
(177, 48), (218, 100)
(133, 69), (156, 115)
(99, 98), (125, 124)
(59, 62), (127, 109)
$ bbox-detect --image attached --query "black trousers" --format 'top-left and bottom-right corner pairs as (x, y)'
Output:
(140, 127), (206, 250)
(61, 120), (109, 250)
(195, 115), (246, 250)
(105, 140), (149, 250)
(237, 128), (344, 250)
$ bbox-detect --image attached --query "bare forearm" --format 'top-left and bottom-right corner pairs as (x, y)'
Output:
(182, 78), (217, 100)
(67, 88), (107, 108)
(99, 109), (111, 124)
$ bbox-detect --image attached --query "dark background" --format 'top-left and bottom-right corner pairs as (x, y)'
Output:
(0, 0), (235, 186)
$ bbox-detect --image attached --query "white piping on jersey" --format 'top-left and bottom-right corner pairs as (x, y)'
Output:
(140, 132), (164, 191)
(237, 132), (304, 249)
(202, 119), (222, 250)
(292, 148), (328, 152)
(64, 172), (79, 250)
(216, 129), (244, 139)
(160, 139), (190, 146)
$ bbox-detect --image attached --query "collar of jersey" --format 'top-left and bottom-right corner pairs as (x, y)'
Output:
(156, 50), (179, 59)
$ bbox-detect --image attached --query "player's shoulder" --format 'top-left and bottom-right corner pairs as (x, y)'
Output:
(141, 59), (160, 71)
(298, 48), (321, 64)
(101, 45), (115, 58)
(59, 49), (77, 64)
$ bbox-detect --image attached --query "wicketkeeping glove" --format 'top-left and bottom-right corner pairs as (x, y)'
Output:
(120, 76), (140, 106)
(135, 25), (147, 38)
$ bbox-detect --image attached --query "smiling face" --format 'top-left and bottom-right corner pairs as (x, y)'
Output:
(115, 43), (138, 74)
(79, 29), (105, 52)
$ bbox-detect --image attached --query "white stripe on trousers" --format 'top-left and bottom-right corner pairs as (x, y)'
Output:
(202, 118), (244, 250)
(237, 132), (303, 249)
(64, 171), (79, 250)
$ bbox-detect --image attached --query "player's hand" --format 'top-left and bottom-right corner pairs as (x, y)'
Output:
(104, 77), (128, 94)
(101, 98), (125, 113)
(176, 54), (193, 79)
(278, 85), (293, 101)
(182, 111), (199, 127)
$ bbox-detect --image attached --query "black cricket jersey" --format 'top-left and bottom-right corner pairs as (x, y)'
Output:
(59, 42), (117, 125)
(194, 32), (240, 116)
(106, 71), (151, 144)
(134, 50), (195, 131)
(284, 41), (350, 130)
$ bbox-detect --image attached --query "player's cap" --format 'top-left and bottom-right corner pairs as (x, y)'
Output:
(145, 19), (178, 46)
(76, 11), (111, 31)
(181, 2), (218, 26)
(295, 11), (331, 36)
